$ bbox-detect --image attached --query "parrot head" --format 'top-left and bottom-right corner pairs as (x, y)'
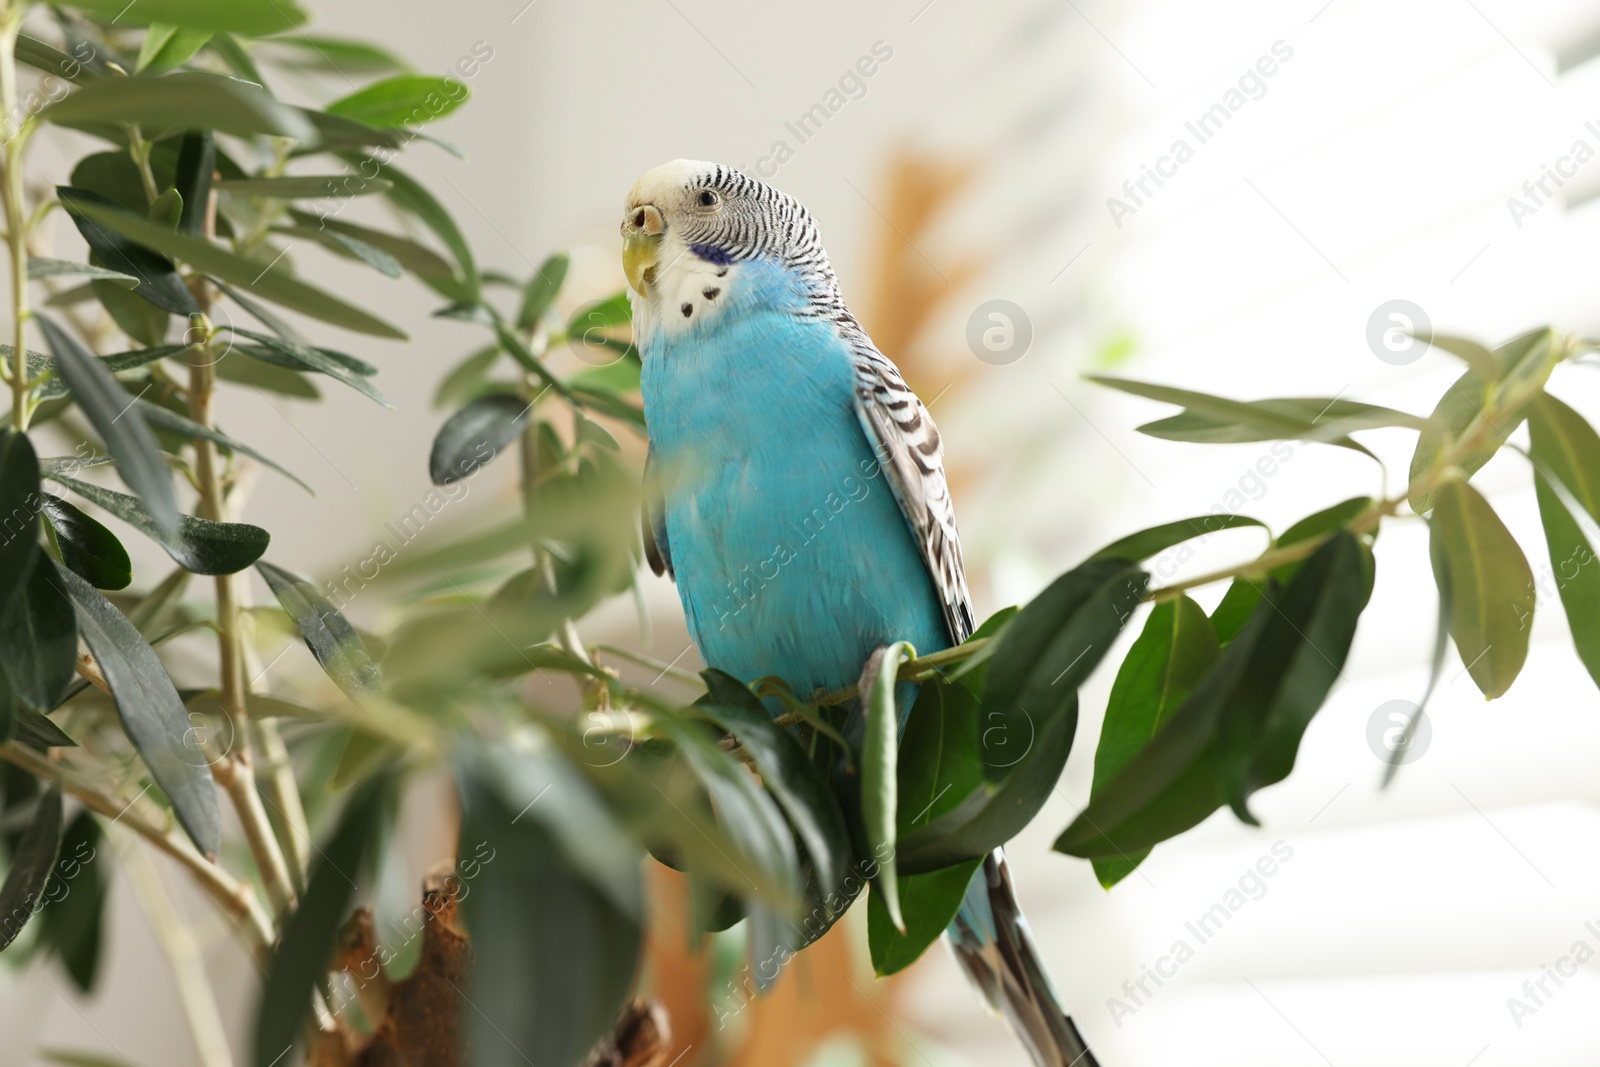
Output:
(621, 160), (840, 334)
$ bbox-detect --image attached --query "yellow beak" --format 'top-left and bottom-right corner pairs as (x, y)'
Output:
(621, 203), (665, 295)
(623, 231), (661, 295)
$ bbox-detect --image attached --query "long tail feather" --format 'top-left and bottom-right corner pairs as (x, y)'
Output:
(946, 849), (1100, 1067)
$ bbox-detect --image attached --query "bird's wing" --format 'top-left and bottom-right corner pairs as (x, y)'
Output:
(851, 345), (975, 645)
(641, 442), (673, 579)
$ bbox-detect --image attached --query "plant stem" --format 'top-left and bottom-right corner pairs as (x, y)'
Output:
(127, 124), (159, 205)
(0, 2), (31, 432)
(117, 834), (237, 1067)
(0, 741), (275, 957)
(186, 268), (296, 920)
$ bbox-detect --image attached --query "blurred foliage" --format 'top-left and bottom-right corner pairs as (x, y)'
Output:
(0, 5), (1596, 1067)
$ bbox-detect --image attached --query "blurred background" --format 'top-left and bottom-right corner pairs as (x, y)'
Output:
(8, 0), (1600, 1064)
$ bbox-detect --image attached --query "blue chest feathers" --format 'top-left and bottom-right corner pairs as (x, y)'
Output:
(638, 259), (949, 698)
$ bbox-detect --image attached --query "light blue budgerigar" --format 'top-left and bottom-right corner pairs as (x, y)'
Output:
(624, 160), (1098, 1067)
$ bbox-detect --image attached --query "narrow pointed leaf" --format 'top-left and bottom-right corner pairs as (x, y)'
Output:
(57, 565), (219, 855)
(862, 642), (911, 932)
(49, 474), (268, 576)
(325, 75), (469, 128)
(224, 327), (388, 406)
(0, 785), (62, 952)
(137, 24), (212, 73)
(57, 195), (407, 339)
(173, 131), (214, 236)
(39, 811), (107, 992)
(27, 259), (137, 287)
(0, 550), (78, 710)
(134, 400), (311, 493)
(255, 561), (380, 699)
(217, 175), (393, 198)
(42, 494), (131, 590)
(867, 857), (982, 976)
(273, 224), (402, 277)
(0, 428), (41, 614)
(56, 188), (198, 316)
(42, 72), (315, 140)
(517, 253), (569, 330)
(1088, 514), (1265, 565)
(1429, 480), (1535, 698)
(13, 705), (76, 748)
(62, 0), (307, 34)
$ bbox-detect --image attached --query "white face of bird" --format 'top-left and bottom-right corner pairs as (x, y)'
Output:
(621, 159), (836, 339)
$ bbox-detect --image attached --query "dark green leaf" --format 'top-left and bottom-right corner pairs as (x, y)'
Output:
(1057, 533), (1372, 857)
(42, 72), (314, 140)
(223, 328), (389, 406)
(253, 771), (392, 1067)
(62, 0), (307, 34)
(214, 352), (319, 398)
(1429, 479), (1535, 698)
(518, 252), (569, 330)
(1090, 596), (1217, 887)
(288, 210), (453, 280)
(255, 560), (380, 700)
(1528, 394), (1600, 690)
(0, 428), (41, 614)
(325, 75), (469, 128)
(49, 474), (269, 576)
(429, 394), (526, 485)
(898, 676), (983, 834)
(0, 547), (78, 710)
(26, 259), (137, 287)
(1087, 513), (1265, 564)
(12, 705), (76, 748)
(57, 194), (407, 340)
(172, 131), (214, 236)
(56, 188), (198, 317)
(459, 765), (642, 1067)
(57, 565), (219, 855)
(133, 399), (311, 493)
(273, 224), (402, 277)
(39, 810), (107, 992)
(867, 858), (980, 976)
(15, 35), (94, 83)
(0, 785), (62, 952)
(357, 162), (477, 296)
(42, 494), (131, 590)
(1409, 329), (1557, 513)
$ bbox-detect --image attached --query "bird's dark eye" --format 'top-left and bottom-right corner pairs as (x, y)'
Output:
(698, 189), (719, 208)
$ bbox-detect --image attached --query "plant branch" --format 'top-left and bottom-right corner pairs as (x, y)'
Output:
(0, 1), (30, 432)
(0, 741), (275, 957)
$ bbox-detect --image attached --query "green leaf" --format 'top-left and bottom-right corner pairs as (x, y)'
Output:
(287, 210), (454, 280)
(1429, 479), (1536, 699)
(1090, 375), (1427, 450)
(1424, 334), (1497, 381)
(894, 560), (1145, 873)
(253, 771), (392, 1067)
(41, 1051), (143, 1067)
(62, 0), (308, 34)
(214, 352), (319, 398)
(42, 72), (314, 140)
(0, 784), (62, 952)
(862, 643), (911, 932)
(518, 252), (569, 330)
(429, 394), (527, 486)
(133, 400), (311, 493)
(326, 75), (469, 128)
(1409, 328), (1558, 513)
(57, 194), (407, 340)
(57, 565), (220, 855)
(867, 858), (981, 977)
(42, 494), (131, 590)
(1528, 394), (1600, 690)
(26, 259), (138, 287)
(695, 671), (853, 940)
(1090, 596), (1217, 887)
(56, 188), (198, 316)
(459, 763), (642, 1067)
(222, 327), (389, 406)
(1087, 514), (1265, 564)
(259, 35), (409, 74)
(173, 131), (214, 237)
(136, 24), (213, 74)
(1057, 533), (1372, 857)
(0, 428), (42, 615)
(13, 705), (76, 748)
(0, 549), (78, 711)
(273, 224), (402, 278)
(255, 561), (380, 700)
(357, 162), (478, 297)
(567, 292), (633, 337)
(93, 280), (171, 345)
(432, 345), (501, 409)
(15, 36), (95, 84)
(48, 474), (269, 576)
(217, 175), (393, 198)
(898, 676), (983, 834)
(39, 810), (107, 992)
